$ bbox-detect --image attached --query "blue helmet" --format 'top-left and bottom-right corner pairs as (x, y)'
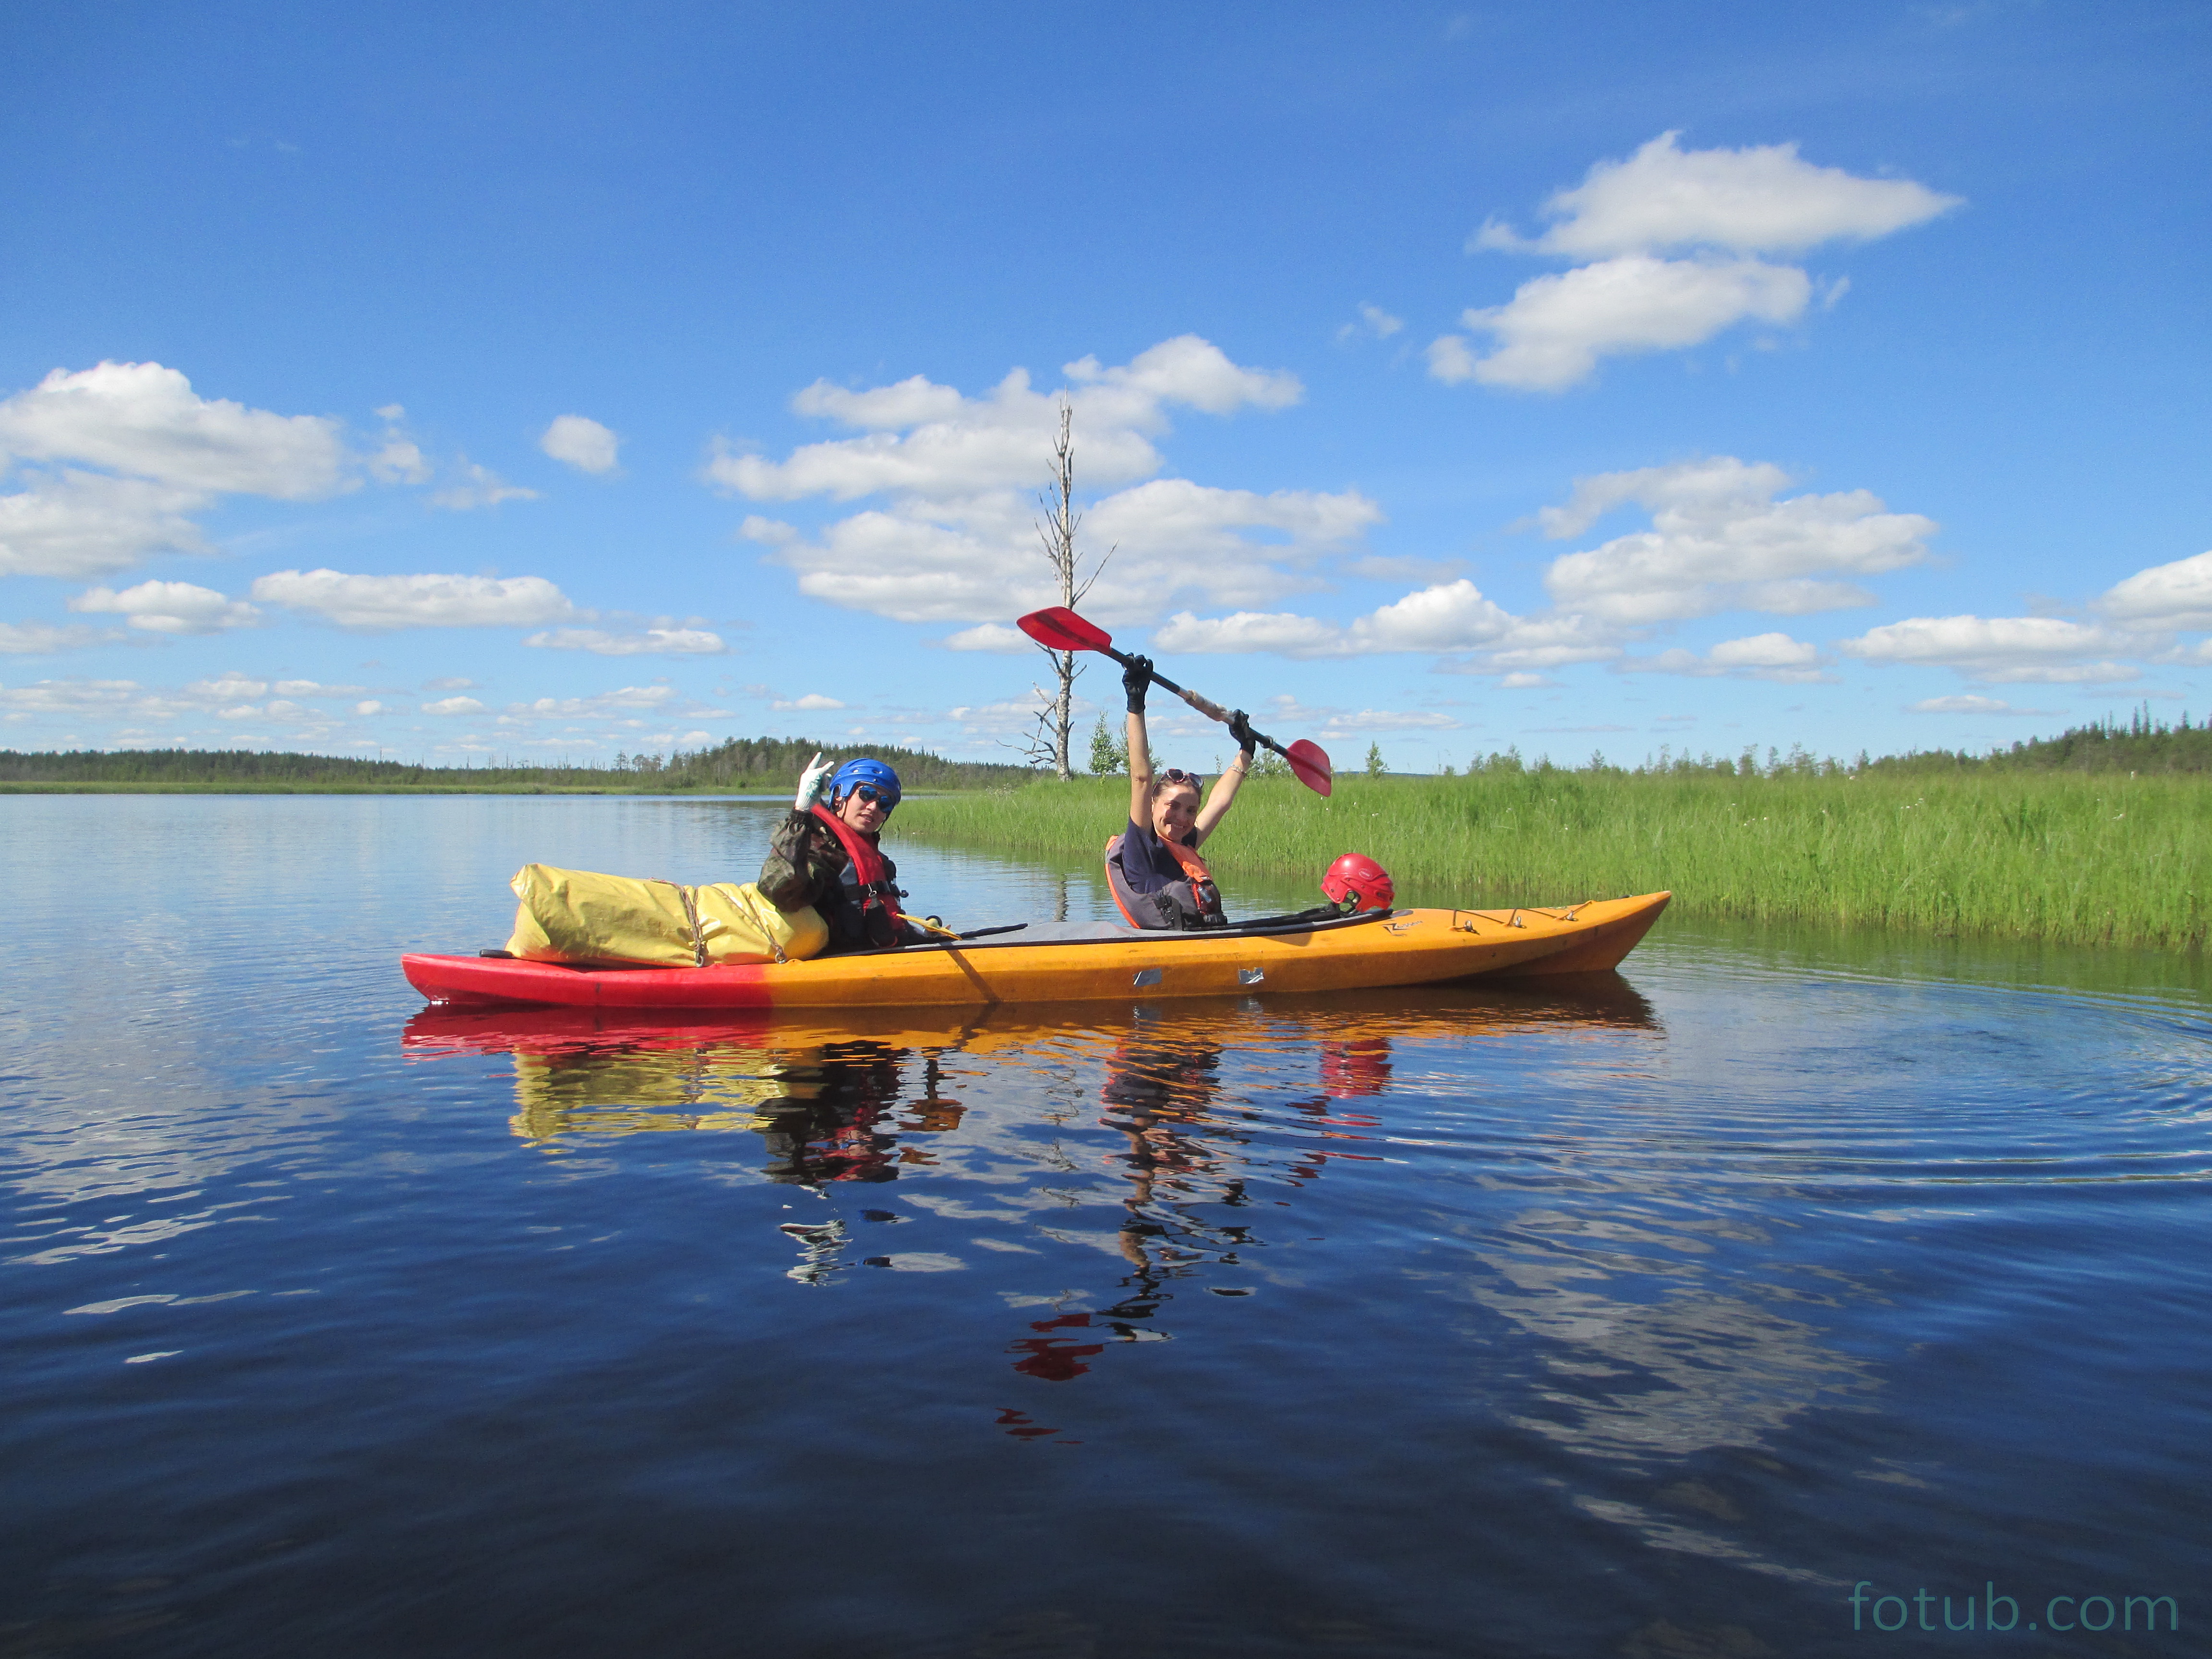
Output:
(830, 756), (901, 809)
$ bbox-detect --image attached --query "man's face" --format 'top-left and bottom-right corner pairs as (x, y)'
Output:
(837, 788), (891, 832)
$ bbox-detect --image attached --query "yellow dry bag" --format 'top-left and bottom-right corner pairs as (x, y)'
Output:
(504, 865), (828, 967)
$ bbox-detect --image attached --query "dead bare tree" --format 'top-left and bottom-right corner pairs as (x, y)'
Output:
(1018, 399), (1113, 780)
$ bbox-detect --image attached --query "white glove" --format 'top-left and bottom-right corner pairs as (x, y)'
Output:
(794, 752), (835, 811)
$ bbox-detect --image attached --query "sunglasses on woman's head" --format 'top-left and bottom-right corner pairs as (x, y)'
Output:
(1159, 768), (1200, 785)
(851, 785), (896, 806)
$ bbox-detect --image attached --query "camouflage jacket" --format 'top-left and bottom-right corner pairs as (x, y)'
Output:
(759, 809), (909, 951)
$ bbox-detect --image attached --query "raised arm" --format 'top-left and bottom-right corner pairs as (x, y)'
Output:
(1192, 709), (1258, 846)
(1123, 656), (1154, 828)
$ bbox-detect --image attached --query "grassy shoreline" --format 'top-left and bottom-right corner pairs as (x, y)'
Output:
(894, 770), (2209, 953)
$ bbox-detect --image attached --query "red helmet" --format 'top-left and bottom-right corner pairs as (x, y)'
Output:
(1322, 853), (1395, 912)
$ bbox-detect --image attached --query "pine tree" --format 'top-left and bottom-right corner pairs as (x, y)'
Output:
(1087, 713), (1128, 775)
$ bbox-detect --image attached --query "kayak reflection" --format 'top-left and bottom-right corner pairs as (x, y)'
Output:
(402, 975), (1660, 1302)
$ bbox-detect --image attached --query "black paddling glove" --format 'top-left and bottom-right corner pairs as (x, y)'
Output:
(1123, 655), (1154, 713)
(1228, 709), (1258, 758)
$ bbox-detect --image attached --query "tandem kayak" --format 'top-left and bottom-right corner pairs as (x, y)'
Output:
(401, 891), (1671, 1011)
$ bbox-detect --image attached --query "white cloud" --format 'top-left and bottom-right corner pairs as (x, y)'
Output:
(431, 461), (539, 511)
(369, 437), (431, 485)
(503, 685), (679, 718)
(353, 699), (384, 716)
(1617, 631), (1827, 682)
(524, 626), (727, 656)
(1347, 579), (1519, 653)
(1498, 673), (1553, 689)
(2098, 549), (2212, 632)
(1910, 694), (2058, 715)
(0, 472), (209, 579)
(1153, 609), (1346, 657)
(0, 363), (400, 583)
(1711, 632), (1821, 671)
(0, 678), (167, 718)
(1444, 134), (1959, 391)
(1318, 708), (1462, 734)
(251, 568), (580, 629)
(1538, 457), (1935, 624)
(1245, 692), (1461, 739)
(540, 414), (621, 475)
(1337, 302), (1405, 342)
(1066, 334), (1303, 416)
(183, 673), (272, 702)
(738, 515), (797, 545)
(1437, 613), (1624, 673)
(70, 579), (261, 635)
(1473, 132), (1960, 259)
(946, 697), (1056, 738)
(1838, 615), (2141, 683)
(711, 337), (1297, 505)
(1141, 471), (1902, 672)
(1433, 255), (1810, 392)
(0, 361), (350, 498)
(942, 623), (1032, 653)
(717, 340), (1369, 631)
(422, 696), (487, 715)
(772, 485), (1376, 627)
(1155, 578), (1524, 659)
(773, 693), (846, 711)
(271, 679), (365, 696)
(0, 671), (360, 725)
(0, 621), (125, 654)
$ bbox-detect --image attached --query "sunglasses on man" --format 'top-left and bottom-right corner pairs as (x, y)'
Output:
(849, 784), (897, 807)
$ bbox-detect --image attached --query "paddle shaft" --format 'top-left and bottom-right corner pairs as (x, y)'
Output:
(1094, 640), (1297, 766)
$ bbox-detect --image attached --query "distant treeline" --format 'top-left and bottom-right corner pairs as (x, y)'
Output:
(5, 709), (2205, 792)
(1455, 706), (2208, 780)
(1863, 706), (2210, 775)
(0, 736), (1035, 791)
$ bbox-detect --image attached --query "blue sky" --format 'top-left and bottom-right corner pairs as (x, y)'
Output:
(4, 1), (2207, 771)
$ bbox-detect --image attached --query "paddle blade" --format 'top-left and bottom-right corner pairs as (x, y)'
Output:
(1015, 607), (1114, 654)
(1286, 739), (1334, 797)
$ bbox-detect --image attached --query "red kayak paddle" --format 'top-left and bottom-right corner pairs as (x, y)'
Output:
(1017, 606), (1334, 796)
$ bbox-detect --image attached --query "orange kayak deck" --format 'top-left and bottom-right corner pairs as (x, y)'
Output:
(402, 892), (1671, 1011)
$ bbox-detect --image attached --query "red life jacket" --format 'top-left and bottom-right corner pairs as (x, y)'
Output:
(811, 803), (905, 944)
(1105, 831), (1226, 930)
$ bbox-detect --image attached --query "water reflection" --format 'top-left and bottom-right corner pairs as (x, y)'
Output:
(401, 975), (1889, 1478)
(404, 981), (1692, 1407)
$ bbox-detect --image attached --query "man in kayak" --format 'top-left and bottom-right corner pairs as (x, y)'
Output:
(759, 755), (930, 953)
(1106, 656), (1255, 929)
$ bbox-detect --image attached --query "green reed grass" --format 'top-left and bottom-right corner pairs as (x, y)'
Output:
(896, 769), (2210, 951)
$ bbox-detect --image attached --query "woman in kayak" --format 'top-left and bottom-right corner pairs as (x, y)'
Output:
(759, 755), (930, 953)
(1107, 657), (1256, 929)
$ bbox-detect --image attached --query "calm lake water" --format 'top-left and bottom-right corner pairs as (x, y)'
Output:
(5, 795), (2208, 1659)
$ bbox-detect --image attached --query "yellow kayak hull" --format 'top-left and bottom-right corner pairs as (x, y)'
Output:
(402, 892), (1671, 1011)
